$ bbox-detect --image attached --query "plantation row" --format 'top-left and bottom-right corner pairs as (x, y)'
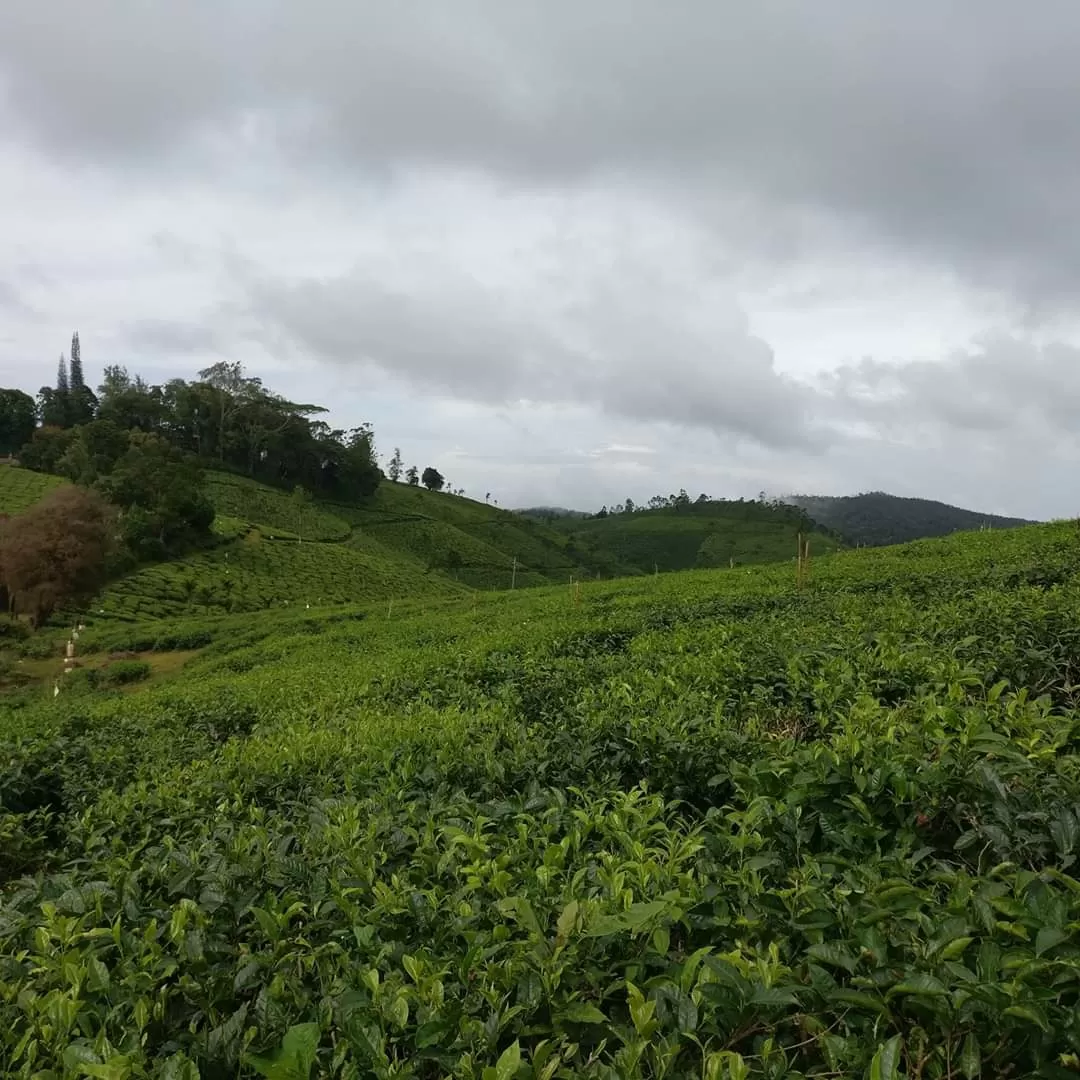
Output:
(0, 465), (66, 514)
(2, 523), (1080, 1076)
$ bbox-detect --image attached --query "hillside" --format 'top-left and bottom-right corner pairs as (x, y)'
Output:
(788, 490), (1036, 546)
(82, 472), (642, 621)
(549, 497), (840, 573)
(3, 521), (1080, 1074)
(0, 463), (66, 514)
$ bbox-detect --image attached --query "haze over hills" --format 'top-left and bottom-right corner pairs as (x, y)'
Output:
(786, 491), (1038, 548)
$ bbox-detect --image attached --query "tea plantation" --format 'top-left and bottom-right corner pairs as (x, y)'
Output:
(0, 464), (67, 514)
(3, 522), (1080, 1076)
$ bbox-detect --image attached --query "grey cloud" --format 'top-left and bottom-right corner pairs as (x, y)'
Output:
(822, 336), (1080, 444)
(121, 319), (223, 356)
(5, 3), (1080, 297)
(246, 260), (825, 453)
(0, 281), (27, 313)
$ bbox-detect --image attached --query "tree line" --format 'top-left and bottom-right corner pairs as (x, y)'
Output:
(0, 334), (465, 625)
(0, 336), (388, 625)
(20, 341), (381, 500)
(592, 490), (817, 529)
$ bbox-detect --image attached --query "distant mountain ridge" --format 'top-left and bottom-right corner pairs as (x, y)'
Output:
(786, 491), (1037, 547)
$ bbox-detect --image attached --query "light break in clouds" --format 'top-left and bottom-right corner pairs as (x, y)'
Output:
(2, 0), (1080, 517)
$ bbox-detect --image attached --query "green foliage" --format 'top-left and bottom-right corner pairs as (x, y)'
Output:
(421, 466), (445, 491)
(556, 497), (840, 573)
(330, 479), (636, 588)
(49, 421), (216, 561)
(0, 389), (37, 456)
(96, 658), (151, 686)
(2, 523), (1080, 1074)
(17, 424), (76, 474)
(789, 491), (1037, 547)
(206, 473), (351, 541)
(90, 527), (465, 619)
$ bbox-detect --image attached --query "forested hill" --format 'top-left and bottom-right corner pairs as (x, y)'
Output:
(787, 491), (1037, 547)
(539, 494), (840, 573)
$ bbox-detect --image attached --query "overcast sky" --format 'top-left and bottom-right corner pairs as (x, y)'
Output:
(3, 2), (1080, 516)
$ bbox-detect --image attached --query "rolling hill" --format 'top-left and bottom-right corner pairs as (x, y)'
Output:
(84, 472), (645, 621)
(4, 467), (912, 625)
(787, 490), (1037, 547)
(544, 497), (841, 573)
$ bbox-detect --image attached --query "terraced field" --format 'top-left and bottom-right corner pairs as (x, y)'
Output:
(0, 464), (66, 514)
(205, 473), (352, 542)
(92, 528), (464, 620)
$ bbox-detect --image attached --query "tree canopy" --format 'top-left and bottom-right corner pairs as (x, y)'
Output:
(0, 486), (114, 626)
(422, 466), (445, 492)
(0, 389), (36, 456)
(24, 345), (381, 504)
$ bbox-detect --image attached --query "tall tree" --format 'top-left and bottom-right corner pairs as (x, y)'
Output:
(96, 366), (163, 432)
(42, 353), (73, 429)
(69, 332), (83, 391)
(36, 387), (66, 429)
(0, 389), (37, 456)
(388, 447), (403, 482)
(67, 331), (97, 424)
(197, 360), (259, 461)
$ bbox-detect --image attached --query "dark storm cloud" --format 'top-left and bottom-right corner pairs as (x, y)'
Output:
(4, 2), (1080, 297)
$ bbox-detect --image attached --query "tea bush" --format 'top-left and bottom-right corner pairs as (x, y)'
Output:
(2, 522), (1080, 1077)
(0, 465), (66, 514)
(205, 474), (352, 542)
(96, 658), (151, 686)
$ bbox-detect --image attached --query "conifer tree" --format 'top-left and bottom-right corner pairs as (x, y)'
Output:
(67, 331), (96, 424)
(69, 332), (84, 392)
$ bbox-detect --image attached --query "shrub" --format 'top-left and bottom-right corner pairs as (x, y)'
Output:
(97, 659), (151, 686)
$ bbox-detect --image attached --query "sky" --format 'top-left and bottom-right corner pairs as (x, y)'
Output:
(2, 2), (1080, 517)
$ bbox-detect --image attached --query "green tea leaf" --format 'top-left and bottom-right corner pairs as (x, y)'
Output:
(869, 1035), (902, 1080)
(494, 1040), (521, 1080)
(555, 900), (579, 943)
(559, 1002), (608, 1024)
(960, 1032), (981, 1079)
(387, 995), (409, 1029)
(1003, 1003), (1050, 1031)
(246, 1023), (320, 1080)
(887, 973), (947, 998)
(940, 936), (974, 960)
(807, 943), (858, 973)
(86, 956), (110, 992)
(1035, 926), (1067, 956)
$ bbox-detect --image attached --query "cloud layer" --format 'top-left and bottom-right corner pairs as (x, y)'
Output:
(2, 2), (1079, 515)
